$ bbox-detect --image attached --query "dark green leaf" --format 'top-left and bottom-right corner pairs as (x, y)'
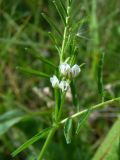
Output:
(97, 52), (105, 101)
(12, 127), (51, 157)
(16, 66), (50, 78)
(76, 107), (90, 134)
(48, 32), (61, 54)
(53, 0), (66, 25)
(67, 0), (72, 6)
(41, 13), (62, 37)
(59, 0), (67, 16)
(30, 52), (57, 68)
(64, 118), (73, 144)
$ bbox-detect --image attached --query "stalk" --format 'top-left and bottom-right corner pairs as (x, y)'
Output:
(38, 2), (72, 159)
(60, 4), (71, 63)
(38, 127), (57, 160)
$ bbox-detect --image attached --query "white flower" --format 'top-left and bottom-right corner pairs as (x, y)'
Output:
(59, 80), (69, 92)
(71, 64), (81, 78)
(50, 75), (59, 88)
(59, 63), (71, 76)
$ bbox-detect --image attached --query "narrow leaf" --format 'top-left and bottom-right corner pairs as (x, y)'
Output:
(30, 52), (57, 68)
(16, 67), (50, 78)
(59, 0), (67, 16)
(12, 127), (51, 157)
(97, 52), (105, 101)
(64, 118), (73, 144)
(48, 32), (61, 53)
(41, 13), (62, 37)
(53, 0), (66, 25)
(76, 107), (90, 134)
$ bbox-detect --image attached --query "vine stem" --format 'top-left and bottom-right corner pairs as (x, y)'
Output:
(60, 97), (120, 124)
(38, 126), (57, 160)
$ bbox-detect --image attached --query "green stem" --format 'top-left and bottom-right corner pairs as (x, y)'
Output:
(57, 92), (66, 121)
(54, 88), (59, 121)
(38, 127), (57, 160)
(60, 5), (71, 63)
(60, 97), (120, 124)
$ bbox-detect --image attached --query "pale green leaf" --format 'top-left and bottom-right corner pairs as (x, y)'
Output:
(92, 118), (120, 160)
(0, 117), (22, 136)
(0, 110), (23, 136)
(64, 118), (73, 144)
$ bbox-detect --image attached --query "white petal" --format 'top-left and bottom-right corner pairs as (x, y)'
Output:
(59, 63), (71, 76)
(50, 75), (59, 88)
(71, 64), (81, 78)
(59, 80), (69, 92)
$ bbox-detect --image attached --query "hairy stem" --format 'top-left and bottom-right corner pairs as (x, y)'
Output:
(60, 97), (120, 124)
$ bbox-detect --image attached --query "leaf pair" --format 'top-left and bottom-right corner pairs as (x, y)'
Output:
(64, 107), (90, 144)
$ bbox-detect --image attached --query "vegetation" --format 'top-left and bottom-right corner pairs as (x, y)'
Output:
(0, 0), (120, 159)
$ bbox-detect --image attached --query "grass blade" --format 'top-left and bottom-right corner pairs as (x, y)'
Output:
(92, 118), (120, 160)
(16, 66), (50, 78)
(12, 127), (51, 157)
(64, 118), (73, 144)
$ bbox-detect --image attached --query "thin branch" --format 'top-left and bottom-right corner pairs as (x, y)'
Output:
(60, 97), (120, 124)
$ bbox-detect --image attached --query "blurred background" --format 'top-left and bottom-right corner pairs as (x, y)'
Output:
(0, 0), (120, 159)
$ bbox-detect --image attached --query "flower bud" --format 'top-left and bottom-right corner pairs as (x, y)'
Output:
(50, 75), (59, 88)
(59, 63), (71, 77)
(71, 64), (81, 78)
(59, 80), (69, 92)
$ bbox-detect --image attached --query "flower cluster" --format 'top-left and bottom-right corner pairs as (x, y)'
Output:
(60, 63), (81, 78)
(50, 76), (69, 92)
(50, 63), (81, 92)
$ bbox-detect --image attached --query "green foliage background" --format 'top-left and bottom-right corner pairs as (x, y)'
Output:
(0, 0), (120, 159)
